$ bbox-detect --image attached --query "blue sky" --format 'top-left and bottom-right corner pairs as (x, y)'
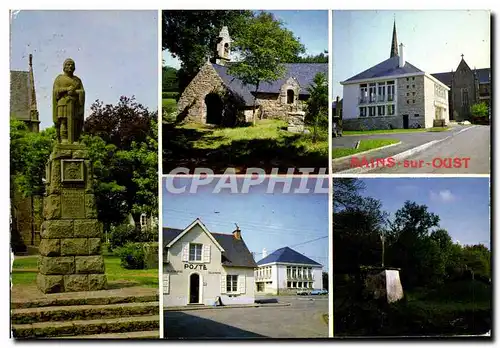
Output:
(10, 10), (158, 129)
(358, 178), (490, 249)
(332, 10), (491, 98)
(163, 10), (328, 69)
(162, 177), (329, 270)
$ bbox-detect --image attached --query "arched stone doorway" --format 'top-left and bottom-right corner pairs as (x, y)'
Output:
(287, 89), (295, 104)
(205, 93), (223, 125)
(189, 273), (200, 304)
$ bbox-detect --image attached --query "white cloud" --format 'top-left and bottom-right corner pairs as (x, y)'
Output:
(430, 189), (456, 203)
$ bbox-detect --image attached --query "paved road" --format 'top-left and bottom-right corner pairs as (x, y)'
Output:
(164, 296), (328, 339)
(333, 125), (490, 174)
(371, 125), (490, 174)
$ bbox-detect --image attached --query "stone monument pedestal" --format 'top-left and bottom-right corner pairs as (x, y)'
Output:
(37, 143), (107, 293)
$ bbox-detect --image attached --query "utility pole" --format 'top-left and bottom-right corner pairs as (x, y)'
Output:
(380, 233), (385, 268)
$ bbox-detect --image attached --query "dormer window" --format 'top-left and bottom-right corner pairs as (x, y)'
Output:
(189, 243), (203, 261)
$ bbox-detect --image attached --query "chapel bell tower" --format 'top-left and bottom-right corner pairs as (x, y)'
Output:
(215, 26), (231, 66)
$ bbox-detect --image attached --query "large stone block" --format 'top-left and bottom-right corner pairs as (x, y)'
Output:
(72, 149), (89, 159)
(88, 238), (101, 255)
(88, 274), (107, 291)
(37, 274), (64, 293)
(61, 238), (88, 255)
(85, 194), (98, 218)
(73, 220), (102, 238)
(64, 274), (89, 292)
(38, 239), (61, 257)
(75, 255), (105, 274)
(43, 195), (61, 220)
(38, 256), (74, 275)
(41, 220), (72, 239)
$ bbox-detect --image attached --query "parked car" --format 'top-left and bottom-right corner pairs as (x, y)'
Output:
(296, 289), (311, 296)
(310, 289), (328, 295)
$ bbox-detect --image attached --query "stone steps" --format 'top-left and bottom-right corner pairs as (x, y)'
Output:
(12, 293), (158, 309)
(12, 301), (159, 324)
(12, 315), (159, 338)
(68, 330), (160, 339)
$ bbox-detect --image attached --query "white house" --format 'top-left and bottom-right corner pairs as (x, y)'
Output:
(163, 219), (256, 307)
(255, 247), (323, 295)
(340, 21), (450, 131)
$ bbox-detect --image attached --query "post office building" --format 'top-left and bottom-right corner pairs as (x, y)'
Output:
(163, 219), (257, 307)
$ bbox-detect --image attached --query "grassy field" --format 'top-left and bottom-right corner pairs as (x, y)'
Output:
(334, 279), (491, 337)
(163, 119), (328, 173)
(342, 127), (450, 136)
(11, 255), (158, 288)
(332, 139), (400, 159)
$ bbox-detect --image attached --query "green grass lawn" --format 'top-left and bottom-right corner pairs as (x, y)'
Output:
(342, 127), (450, 136)
(11, 255), (158, 288)
(164, 119), (328, 173)
(334, 279), (491, 336)
(332, 139), (399, 159)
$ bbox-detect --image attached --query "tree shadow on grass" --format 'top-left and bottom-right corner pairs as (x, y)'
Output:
(162, 123), (328, 174)
(164, 311), (267, 339)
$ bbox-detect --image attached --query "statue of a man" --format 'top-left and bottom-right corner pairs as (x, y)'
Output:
(52, 58), (85, 144)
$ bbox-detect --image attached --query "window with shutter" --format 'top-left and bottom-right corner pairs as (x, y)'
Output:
(203, 244), (211, 263)
(189, 243), (202, 261)
(226, 275), (238, 293)
(181, 243), (189, 262)
(163, 274), (170, 294)
(238, 274), (246, 294)
(220, 273), (227, 294)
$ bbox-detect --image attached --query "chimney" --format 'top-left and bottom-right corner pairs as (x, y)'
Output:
(399, 43), (405, 68)
(232, 225), (241, 240)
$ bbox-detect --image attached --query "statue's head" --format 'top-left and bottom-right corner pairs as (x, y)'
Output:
(63, 58), (75, 76)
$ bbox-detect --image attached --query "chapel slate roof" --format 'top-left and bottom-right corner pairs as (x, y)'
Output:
(343, 56), (423, 83)
(432, 68), (491, 86)
(212, 63), (328, 103)
(10, 71), (31, 120)
(256, 246), (321, 266)
(163, 227), (257, 268)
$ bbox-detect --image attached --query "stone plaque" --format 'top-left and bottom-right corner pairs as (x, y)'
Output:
(61, 189), (85, 218)
(61, 159), (84, 183)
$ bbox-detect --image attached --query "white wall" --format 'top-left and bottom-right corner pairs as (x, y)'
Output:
(342, 84), (359, 119)
(312, 268), (323, 289)
(163, 224), (255, 307)
(424, 76), (437, 128)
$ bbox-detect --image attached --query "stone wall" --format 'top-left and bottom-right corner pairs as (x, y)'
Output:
(342, 116), (403, 131)
(37, 143), (106, 293)
(396, 75), (426, 128)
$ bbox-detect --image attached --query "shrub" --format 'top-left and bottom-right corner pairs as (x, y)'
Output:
(162, 92), (179, 99)
(108, 223), (139, 250)
(115, 242), (146, 269)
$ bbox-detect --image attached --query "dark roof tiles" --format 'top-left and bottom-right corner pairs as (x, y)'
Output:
(162, 227), (257, 268)
(344, 56), (423, 82)
(256, 246), (321, 266)
(212, 63), (327, 105)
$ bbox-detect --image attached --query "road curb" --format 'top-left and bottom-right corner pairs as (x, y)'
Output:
(334, 125), (479, 174)
(164, 303), (291, 311)
(332, 142), (402, 163)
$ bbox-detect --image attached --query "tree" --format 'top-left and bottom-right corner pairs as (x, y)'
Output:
(386, 201), (441, 288)
(162, 65), (179, 93)
(10, 119), (56, 197)
(162, 10), (253, 91)
(471, 102), (488, 118)
(84, 96), (153, 150)
(334, 196), (388, 273)
(306, 72), (328, 142)
(83, 97), (158, 230)
(333, 178), (366, 211)
(292, 51), (328, 63)
(228, 11), (305, 125)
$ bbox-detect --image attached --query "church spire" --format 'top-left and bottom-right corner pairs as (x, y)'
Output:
(28, 54), (39, 126)
(390, 19), (398, 58)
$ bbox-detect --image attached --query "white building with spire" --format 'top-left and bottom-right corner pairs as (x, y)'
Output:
(340, 21), (450, 131)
